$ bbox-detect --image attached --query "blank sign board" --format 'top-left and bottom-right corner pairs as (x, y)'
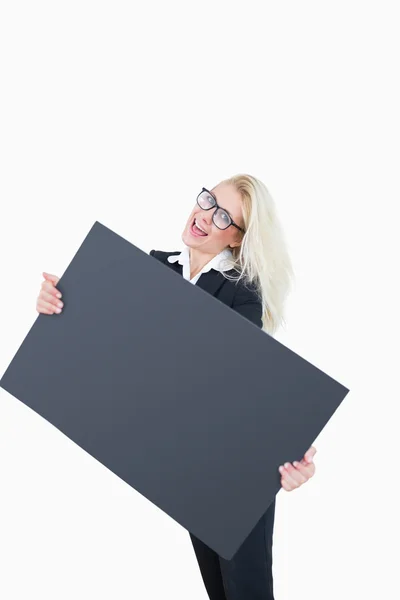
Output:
(0, 221), (349, 559)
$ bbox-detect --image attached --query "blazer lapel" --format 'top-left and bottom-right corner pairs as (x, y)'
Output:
(196, 270), (226, 297)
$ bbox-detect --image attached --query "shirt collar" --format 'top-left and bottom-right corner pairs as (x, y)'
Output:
(167, 245), (234, 274)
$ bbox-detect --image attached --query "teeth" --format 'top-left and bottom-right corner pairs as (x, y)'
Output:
(195, 219), (207, 234)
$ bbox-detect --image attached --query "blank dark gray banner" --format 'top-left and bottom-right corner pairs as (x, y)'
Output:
(0, 221), (349, 559)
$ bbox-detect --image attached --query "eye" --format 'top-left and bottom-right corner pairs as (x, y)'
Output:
(220, 211), (230, 224)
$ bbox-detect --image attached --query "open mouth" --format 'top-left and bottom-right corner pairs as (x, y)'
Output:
(191, 217), (208, 237)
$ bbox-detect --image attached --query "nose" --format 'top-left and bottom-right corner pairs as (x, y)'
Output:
(197, 207), (214, 228)
(203, 216), (215, 234)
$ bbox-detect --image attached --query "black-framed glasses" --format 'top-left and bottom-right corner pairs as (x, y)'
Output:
(196, 188), (245, 232)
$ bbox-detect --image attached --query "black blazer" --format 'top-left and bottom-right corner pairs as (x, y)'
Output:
(150, 249), (263, 329)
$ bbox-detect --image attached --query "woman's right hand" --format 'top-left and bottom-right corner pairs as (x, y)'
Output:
(36, 272), (64, 315)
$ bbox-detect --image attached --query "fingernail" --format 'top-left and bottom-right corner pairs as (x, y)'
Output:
(293, 461), (299, 467)
(278, 466), (284, 472)
(56, 293), (61, 298)
(57, 302), (63, 307)
(55, 308), (62, 313)
(284, 462), (290, 469)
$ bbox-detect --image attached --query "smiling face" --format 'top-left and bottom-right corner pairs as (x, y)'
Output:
(181, 182), (245, 255)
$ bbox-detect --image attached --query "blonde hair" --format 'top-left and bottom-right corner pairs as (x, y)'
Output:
(219, 174), (295, 336)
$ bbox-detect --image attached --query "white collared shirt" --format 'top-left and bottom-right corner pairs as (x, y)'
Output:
(167, 246), (234, 284)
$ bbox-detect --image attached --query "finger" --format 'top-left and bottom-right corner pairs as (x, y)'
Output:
(293, 461), (315, 479)
(36, 298), (62, 314)
(41, 280), (62, 298)
(300, 460), (316, 480)
(285, 463), (308, 485)
(39, 290), (64, 309)
(279, 466), (300, 489)
(281, 478), (293, 492)
(43, 272), (60, 285)
(282, 463), (307, 486)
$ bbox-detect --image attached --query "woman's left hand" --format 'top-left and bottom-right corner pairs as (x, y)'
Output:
(278, 446), (317, 492)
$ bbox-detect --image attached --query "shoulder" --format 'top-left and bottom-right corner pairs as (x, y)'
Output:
(149, 249), (180, 263)
(230, 275), (261, 304)
(222, 267), (260, 301)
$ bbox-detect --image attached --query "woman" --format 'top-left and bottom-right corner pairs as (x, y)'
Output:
(36, 173), (316, 600)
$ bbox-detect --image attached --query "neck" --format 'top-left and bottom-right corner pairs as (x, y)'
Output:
(189, 247), (220, 280)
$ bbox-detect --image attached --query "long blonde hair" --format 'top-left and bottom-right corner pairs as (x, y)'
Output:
(220, 174), (295, 336)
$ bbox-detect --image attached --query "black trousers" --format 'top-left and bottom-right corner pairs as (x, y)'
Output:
(190, 499), (276, 600)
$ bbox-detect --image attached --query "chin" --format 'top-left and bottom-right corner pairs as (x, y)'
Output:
(181, 231), (195, 248)
(181, 224), (194, 246)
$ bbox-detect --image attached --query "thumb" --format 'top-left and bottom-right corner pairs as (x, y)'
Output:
(42, 272), (60, 285)
(305, 446), (317, 463)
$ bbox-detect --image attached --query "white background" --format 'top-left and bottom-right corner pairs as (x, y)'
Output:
(0, 1), (399, 598)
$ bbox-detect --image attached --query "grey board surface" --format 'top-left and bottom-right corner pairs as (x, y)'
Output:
(0, 221), (349, 559)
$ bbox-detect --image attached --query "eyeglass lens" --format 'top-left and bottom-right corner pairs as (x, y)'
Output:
(197, 190), (231, 230)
